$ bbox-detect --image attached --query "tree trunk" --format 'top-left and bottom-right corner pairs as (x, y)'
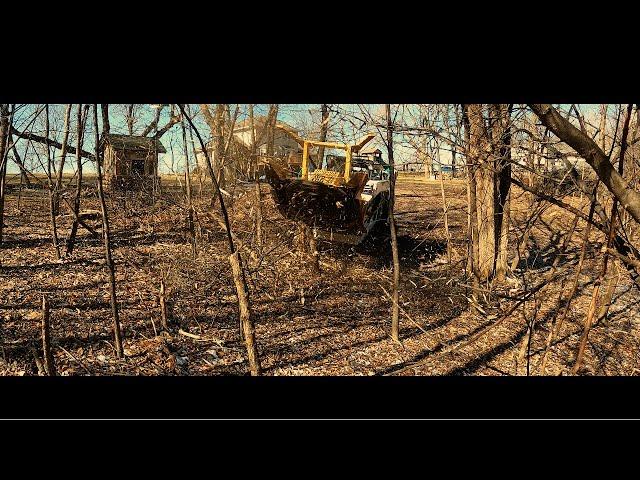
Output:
(464, 104), (513, 284)
(0, 105), (10, 245)
(462, 105), (480, 301)
(41, 295), (57, 376)
(599, 104), (608, 151)
(249, 105), (262, 250)
(126, 104), (135, 135)
(65, 104), (86, 256)
(215, 104), (226, 191)
(308, 226), (320, 272)
(198, 104), (221, 198)
(597, 263), (620, 323)
(530, 104), (640, 225)
(10, 125), (94, 161)
(179, 104), (261, 374)
(493, 104), (512, 282)
(386, 104), (400, 342)
(229, 252), (261, 376)
(267, 105), (279, 159)
(6, 133), (31, 188)
(92, 105), (124, 359)
(160, 278), (169, 331)
(45, 105), (61, 259)
(573, 104), (633, 374)
(467, 104), (495, 282)
(199, 104), (240, 196)
(316, 104), (329, 167)
(422, 135), (432, 180)
(141, 105), (163, 137)
(539, 197), (595, 375)
(436, 139), (451, 267)
(181, 118), (196, 258)
(53, 104), (72, 215)
(101, 104), (110, 137)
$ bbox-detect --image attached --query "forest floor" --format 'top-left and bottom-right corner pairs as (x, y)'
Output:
(1, 177), (639, 376)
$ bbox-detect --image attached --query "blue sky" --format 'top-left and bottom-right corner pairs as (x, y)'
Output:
(4, 104), (610, 176)
(6, 104), (387, 175)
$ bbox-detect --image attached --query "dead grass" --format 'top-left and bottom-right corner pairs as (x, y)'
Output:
(1, 177), (639, 376)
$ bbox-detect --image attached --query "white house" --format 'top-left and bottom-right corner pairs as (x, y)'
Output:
(197, 116), (302, 165)
(195, 116), (303, 176)
(233, 116), (301, 157)
(511, 141), (587, 174)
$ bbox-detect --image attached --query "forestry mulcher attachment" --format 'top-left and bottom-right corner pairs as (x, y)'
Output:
(263, 133), (391, 245)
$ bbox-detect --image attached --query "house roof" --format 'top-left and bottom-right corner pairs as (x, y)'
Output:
(234, 116), (298, 134)
(360, 146), (383, 155)
(102, 134), (167, 154)
(197, 116), (301, 153)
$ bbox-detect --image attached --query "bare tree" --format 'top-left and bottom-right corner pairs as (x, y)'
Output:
(462, 105), (481, 302)
(316, 104), (330, 165)
(6, 131), (31, 187)
(41, 295), (57, 376)
(179, 104), (261, 376)
(0, 104), (10, 244)
(492, 104), (513, 281)
(100, 104), (110, 137)
(199, 104), (227, 191)
(126, 104), (135, 135)
(529, 104), (640, 225)
(573, 104), (633, 374)
(539, 183), (599, 374)
(467, 104), (495, 282)
(462, 104), (513, 285)
(249, 105), (263, 250)
(65, 104), (88, 256)
(386, 104), (400, 342)
(180, 116), (196, 258)
(92, 104), (124, 359)
(141, 105), (163, 137)
(44, 105), (61, 259)
(53, 104), (72, 215)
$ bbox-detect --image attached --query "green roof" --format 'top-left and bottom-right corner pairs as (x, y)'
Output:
(102, 134), (166, 154)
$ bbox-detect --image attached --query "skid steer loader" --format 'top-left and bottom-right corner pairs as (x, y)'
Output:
(263, 133), (391, 245)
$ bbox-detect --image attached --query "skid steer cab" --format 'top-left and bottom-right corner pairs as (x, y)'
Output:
(264, 133), (391, 245)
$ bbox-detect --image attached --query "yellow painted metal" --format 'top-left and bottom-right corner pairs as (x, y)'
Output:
(352, 133), (377, 152)
(287, 129), (306, 147)
(299, 135), (375, 152)
(297, 132), (376, 184)
(302, 141), (310, 180)
(310, 169), (344, 186)
(344, 145), (353, 183)
(306, 140), (348, 150)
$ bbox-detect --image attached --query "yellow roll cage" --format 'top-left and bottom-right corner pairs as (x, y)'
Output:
(298, 133), (377, 183)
